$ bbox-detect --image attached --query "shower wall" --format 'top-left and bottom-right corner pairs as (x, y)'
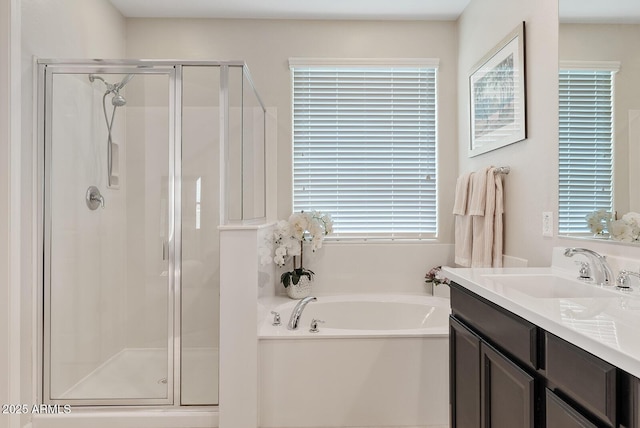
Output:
(48, 71), (174, 402)
(49, 74), (128, 396)
(124, 79), (170, 353)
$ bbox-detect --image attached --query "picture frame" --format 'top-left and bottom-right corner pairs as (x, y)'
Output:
(468, 22), (526, 157)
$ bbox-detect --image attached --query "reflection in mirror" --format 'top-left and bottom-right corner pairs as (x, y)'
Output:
(559, 0), (640, 243)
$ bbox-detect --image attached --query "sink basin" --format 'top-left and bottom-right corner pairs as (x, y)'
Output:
(482, 274), (618, 299)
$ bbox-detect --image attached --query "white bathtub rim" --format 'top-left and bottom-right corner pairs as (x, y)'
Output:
(258, 293), (450, 339)
(259, 292), (451, 313)
(259, 328), (449, 339)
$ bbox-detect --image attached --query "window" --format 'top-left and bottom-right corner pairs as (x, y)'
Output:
(558, 63), (618, 234)
(290, 59), (439, 239)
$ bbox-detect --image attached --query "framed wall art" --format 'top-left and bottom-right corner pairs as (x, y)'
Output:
(469, 22), (526, 157)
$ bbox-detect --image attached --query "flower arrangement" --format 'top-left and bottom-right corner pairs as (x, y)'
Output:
(261, 210), (333, 288)
(585, 209), (612, 235)
(609, 212), (640, 242)
(425, 266), (450, 286)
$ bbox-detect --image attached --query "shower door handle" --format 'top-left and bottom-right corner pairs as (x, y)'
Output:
(162, 240), (167, 260)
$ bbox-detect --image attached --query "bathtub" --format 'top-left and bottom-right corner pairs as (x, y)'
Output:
(258, 294), (450, 428)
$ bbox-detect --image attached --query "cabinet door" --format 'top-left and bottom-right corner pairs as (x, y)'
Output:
(546, 389), (598, 428)
(450, 317), (481, 428)
(480, 342), (535, 428)
(546, 332), (616, 426)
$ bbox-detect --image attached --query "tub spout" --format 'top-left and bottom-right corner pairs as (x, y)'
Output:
(287, 296), (317, 330)
(564, 247), (614, 286)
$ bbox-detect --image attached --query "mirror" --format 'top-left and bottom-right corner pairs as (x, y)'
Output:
(559, 0), (640, 242)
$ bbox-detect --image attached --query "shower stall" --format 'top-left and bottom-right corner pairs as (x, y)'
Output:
(37, 60), (266, 407)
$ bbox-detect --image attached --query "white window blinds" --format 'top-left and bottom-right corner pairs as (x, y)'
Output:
(290, 60), (439, 239)
(558, 65), (617, 234)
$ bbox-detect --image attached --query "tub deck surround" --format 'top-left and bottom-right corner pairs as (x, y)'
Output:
(259, 293), (451, 338)
(442, 265), (640, 378)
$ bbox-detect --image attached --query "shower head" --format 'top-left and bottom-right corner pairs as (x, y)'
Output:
(111, 92), (126, 107)
(89, 73), (134, 107)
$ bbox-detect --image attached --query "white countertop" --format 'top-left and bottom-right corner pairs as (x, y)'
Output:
(442, 266), (640, 378)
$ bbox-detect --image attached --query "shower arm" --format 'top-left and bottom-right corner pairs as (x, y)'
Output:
(90, 73), (133, 93)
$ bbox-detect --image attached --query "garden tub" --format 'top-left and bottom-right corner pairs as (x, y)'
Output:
(258, 294), (450, 428)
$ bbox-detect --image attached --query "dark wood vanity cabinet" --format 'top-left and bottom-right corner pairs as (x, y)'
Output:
(449, 290), (536, 428)
(545, 388), (599, 428)
(480, 341), (536, 427)
(450, 282), (639, 428)
(450, 317), (481, 428)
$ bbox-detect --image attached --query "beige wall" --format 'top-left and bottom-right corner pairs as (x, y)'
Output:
(457, 0), (560, 266)
(126, 18), (460, 292)
(126, 18), (459, 224)
(1, 0), (11, 423)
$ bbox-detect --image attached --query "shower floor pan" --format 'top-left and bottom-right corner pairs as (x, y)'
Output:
(59, 347), (219, 403)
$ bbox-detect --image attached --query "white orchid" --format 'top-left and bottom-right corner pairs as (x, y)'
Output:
(585, 209), (611, 235)
(321, 213), (334, 234)
(288, 240), (301, 256)
(288, 212), (310, 241)
(261, 210), (334, 288)
(622, 212), (640, 230)
(610, 219), (634, 242)
(610, 212), (640, 242)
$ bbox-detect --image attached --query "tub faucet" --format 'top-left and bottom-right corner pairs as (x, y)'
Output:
(616, 270), (640, 291)
(287, 296), (317, 330)
(564, 247), (615, 286)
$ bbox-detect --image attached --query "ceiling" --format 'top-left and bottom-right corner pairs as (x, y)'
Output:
(560, 0), (640, 23)
(108, 0), (640, 23)
(108, 0), (471, 20)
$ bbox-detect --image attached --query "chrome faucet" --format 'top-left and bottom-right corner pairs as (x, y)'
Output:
(564, 247), (615, 286)
(287, 296), (317, 330)
(616, 270), (640, 291)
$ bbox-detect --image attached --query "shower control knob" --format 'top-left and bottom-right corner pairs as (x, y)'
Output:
(309, 319), (325, 333)
(86, 186), (105, 210)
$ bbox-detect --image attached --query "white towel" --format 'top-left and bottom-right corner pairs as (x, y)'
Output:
(452, 172), (472, 216)
(471, 167), (504, 268)
(454, 167), (504, 268)
(468, 167), (490, 216)
(453, 172), (474, 267)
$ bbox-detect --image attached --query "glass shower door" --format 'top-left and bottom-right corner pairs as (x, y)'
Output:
(43, 65), (176, 405)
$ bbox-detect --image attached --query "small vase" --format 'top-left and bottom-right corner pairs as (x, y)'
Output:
(286, 275), (313, 299)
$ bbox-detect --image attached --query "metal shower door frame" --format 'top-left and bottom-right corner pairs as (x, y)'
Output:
(38, 61), (180, 407)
